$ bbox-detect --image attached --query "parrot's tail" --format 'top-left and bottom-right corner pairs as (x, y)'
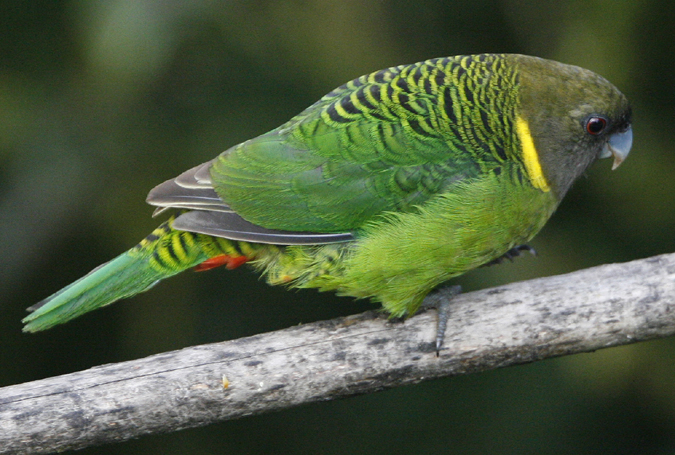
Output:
(23, 217), (248, 332)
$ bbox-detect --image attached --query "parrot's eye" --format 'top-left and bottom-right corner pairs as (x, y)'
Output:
(585, 116), (608, 135)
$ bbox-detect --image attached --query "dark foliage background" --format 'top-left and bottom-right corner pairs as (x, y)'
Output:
(2, 1), (675, 454)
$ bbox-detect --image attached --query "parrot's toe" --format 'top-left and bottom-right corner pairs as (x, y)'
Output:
(482, 244), (537, 267)
(420, 284), (463, 355)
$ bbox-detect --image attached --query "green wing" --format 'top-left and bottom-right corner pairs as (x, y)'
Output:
(210, 56), (515, 233)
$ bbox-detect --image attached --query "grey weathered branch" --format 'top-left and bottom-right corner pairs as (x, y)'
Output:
(1, 253), (674, 454)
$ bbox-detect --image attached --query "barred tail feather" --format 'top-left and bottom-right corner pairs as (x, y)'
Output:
(23, 218), (214, 332)
(22, 252), (176, 332)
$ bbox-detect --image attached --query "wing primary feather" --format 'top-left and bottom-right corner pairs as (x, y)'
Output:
(151, 203), (234, 218)
(152, 206), (171, 217)
(174, 161), (214, 188)
(192, 161), (214, 185)
(173, 211), (355, 245)
(147, 173), (232, 215)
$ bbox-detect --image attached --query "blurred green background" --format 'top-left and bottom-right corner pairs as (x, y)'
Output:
(2, 1), (675, 454)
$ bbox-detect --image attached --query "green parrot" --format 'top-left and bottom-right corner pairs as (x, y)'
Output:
(24, 54), (632, 349)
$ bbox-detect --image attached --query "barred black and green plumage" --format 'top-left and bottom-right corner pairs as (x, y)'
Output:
(24, 54), (633, 341)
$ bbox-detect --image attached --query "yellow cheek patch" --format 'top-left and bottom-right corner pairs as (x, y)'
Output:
(516, 116), (550, 192)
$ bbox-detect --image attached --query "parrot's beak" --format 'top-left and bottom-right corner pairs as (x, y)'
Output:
(599, 126), (633, 170)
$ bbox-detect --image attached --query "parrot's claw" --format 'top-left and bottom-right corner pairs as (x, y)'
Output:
(420, 284), (463, 356)
(482, 244), (536, 267)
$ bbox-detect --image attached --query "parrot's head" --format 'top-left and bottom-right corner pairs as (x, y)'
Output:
(513, 55), (632, 199)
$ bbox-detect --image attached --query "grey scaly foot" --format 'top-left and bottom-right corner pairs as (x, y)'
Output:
(482, 244), (537, 267)
(420, 284), (462, 355)
(420, 246), (534, 354)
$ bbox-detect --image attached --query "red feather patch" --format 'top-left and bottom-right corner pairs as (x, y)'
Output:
(194, 254), (249, 272)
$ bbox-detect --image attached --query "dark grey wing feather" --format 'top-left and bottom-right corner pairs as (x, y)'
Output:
(147, 161), (233, 215)
(147, 160), (355, 245)
(174, 161), (213, 188)
(173, 211), (354, 245)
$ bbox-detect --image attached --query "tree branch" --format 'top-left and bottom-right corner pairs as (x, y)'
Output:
(2, 253), (674, 454)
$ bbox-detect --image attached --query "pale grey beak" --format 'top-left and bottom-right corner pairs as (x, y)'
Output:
(599, 126), (633, 170)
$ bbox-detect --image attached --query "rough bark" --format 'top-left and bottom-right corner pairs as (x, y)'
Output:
(1, 253), (674, 454)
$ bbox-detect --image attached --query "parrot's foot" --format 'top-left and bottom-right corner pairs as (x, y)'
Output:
(420, 284), (463, 356)
(482, 244), (537, 267)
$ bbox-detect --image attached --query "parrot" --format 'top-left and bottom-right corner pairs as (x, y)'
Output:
(23, 54), (633, 350)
